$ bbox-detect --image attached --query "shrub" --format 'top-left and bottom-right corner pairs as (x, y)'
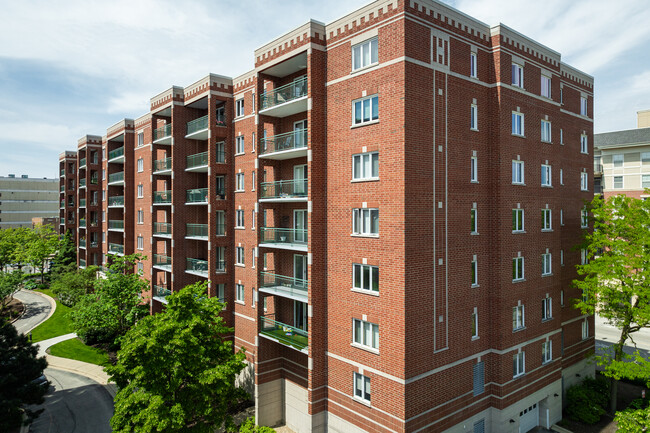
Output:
(566, 376), (609, 424)
(23, 280), (39, 290)
(238, 417), (275, 433)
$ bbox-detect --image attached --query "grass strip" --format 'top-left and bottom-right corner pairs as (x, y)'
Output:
(47, 337), (110, 367)
(30, 289), (74, 342)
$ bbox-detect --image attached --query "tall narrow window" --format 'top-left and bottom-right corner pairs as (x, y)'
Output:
(582, 319), (589, 339)
(541, 75), (551, 98)
(236, 284), (245, 303)
(352, 38), (378, 71)
(581, 208), (588, 228)
(137, 236), (144, 250)
(471, 308), (478, 339)
(511, 63), (524, 88)
(581, 172), (589, 191)
(581, 134), (588, 154)
(513, 257), (524, 281)
(542, 340), (552, 363)
(512, 160), (524, 184)
(236, 136), (245, 154)
(580, 97), (588, 116)
(236, 210), (244, 228)
(471, 259), (478, 286)
(137, 158), (144, 172)
(353, 373), (371, 402)
(542, 296), (552, 320)
(470, 52), (477, 78)
(138, 132), (144, 147)
(236, 247), (244, 266)
(236, 173), (245, 191)
(513, 304), (525, 330)
(512, 209), (524, 232)
(613, 154), (623, 167)
(470, 104), (478, 130)
(512, 112), (524, 136)
(471, 208), (478, 234)
(542, 253), (552, 276)
(471, 156), (478, 182)
(541, 120), (551, 143)
(541, 164), (552, 187)
(541, 209), (552, 231)
(236, 99), (245, 117)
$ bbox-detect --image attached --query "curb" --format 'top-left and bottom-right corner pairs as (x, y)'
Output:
(551, 425), (574, 433)
(28, 289), (57, 325)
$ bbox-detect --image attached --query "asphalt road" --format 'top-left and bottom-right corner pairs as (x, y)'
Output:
(13, 290), (52, 335)
(27, 369), (113, 433)
(595, 314), (650, 359)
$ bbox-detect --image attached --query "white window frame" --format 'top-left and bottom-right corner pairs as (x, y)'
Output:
(582, 319), (589, 340)
(613, 176), (623, 189)
(643, 175), (650, 189)
(352, 95), (379, 126)
(581, 208), (588, 228)
(542, 340), (552, 364)
(137, 184), (143, 198)
(137, 236), (144, 250)
(542, 253), (552, 276)
(236, 99), (245, 117)
(137, 158), (144, 172)
(542, 296), (552, 320)
(236, 210), (245, 228)
(581, 248), (588, 265)
(236, 136), (245, 155)
(353, 372), (371, 403)
(541, 119), (551, 143)
(471, 307), (478, 339)
(560, 169), (564, 185)
(251, 210), (256, 230)
(471, 156), (478, 182)
(512, 111), (524, 136)
(513, 257), (524, 282)
(581, 134), (588, 154)
(471, 258), (478, 287)
(542, 209), (552, 231)
(580, 97), (588, 116)
(512, 209), (524, 233)
(512, 160), (524, 184)
(137, 210), (144, 224)
(236, 247), (245, 266)
(513, 304), (525, 330)
(642, 152), (650, 164)
(236, 284), (245, 304)
(541, 164), (552, 187)
(353, 263), (379, 293)
(352, 152), (379, 181)
(560, 209), (564, 226)
(471, 208), (478, 234)
(470, 104), (478, 130)
(353, 318), (379, 351)
(236, 173), (245, 191)
(352, 208), (379, 236)
(581, 172), (589, 191)
(613, 154), (623, 167)
(470, 52), (477, 78)
(541, 75), (551, 98)
(560, 128), (564, 145)
(511, 63), (524, 88)
(352, 37), (378, 72)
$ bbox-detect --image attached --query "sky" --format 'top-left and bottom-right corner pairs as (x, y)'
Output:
(1, 0), (649, 179)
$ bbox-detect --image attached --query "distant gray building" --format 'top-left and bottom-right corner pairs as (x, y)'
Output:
(0, 175), (59, 229)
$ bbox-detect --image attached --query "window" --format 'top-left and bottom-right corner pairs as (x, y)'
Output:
(542, 296), (552, 320)
(470, 156), (478, 182)
(513, 351), (525, 377)
(471, 307), (478, 339)
(353, 372), (371, 403)
(353, 319), (379, 350)
(251, 171), (256, 191)
(137, 132), (144, 147)
(541, 120), (551, 143)
(542, 253), (552, 276)
(581, 208), (589, 228)
(236, 136), (245, 155)
(137, 210), (144, 224)
(251, 248), (256, 268)
(236, 99), (244, 117)
(561, 250), (564, 266)
(471, 259), (478, 287)
(236, 210), (244, 228)
(102, 169), (105, 180)
(581, 134), (588, 154)
(353, 152), (379, 180)
(251, 93), (255, 113)
(352, 38), (378, 71)
(102, 190), (106, 201)
(581, 248), (588, 265)
(252, 132), (256, 152)
(542, 340), (552, 363)
(513, 257), (524, 281)
(471, 208), (478, 234)
(560, 129), (564, 144)
(581, 172), (588, 191)
(560, 209), (564, 226)
(513, 304), (525, 330)
(137, 262), (143, 274)
(102, 232), (105, 243)
(353, 95), (379, 125)
(102, 211), (105, 222)
(236, 173), (245, 191)
(512, 209), (524, 232)
(512, 112), (524, 136)
(137, 158), (144, 172)
(561, 290), (564, 307)
(473, 363), (484, 397)
(236, 247), (244, 266)
(560, 169), (564, 185)
(352, 208), (379, 236)
(137, 184), (143, 198)
(470, 52), (477, 78)
(512, 160), (524, 184)
(580, 97), (588, 116)
(642, 152), (650, 164)
(542, 209), (552, 231)
(541, 164), (551, 187)
(511, 63), (524, 88)
(541, 75), (551, 98)
(216, 284), (225, 303)
(613, 176), (623, 189)
(613, 154), (623, 167)
(353, 264), (379, 293)
(470, 104), (478, 130)
(236, 284), (244, 303)
(582, 319), (589, 339)
(251, 210), (256, 230)
(137, 236), (143, 250)
(643, 175), (650, 189)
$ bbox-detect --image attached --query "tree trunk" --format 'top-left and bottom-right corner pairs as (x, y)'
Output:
(609, 375), (618, 415)
(610, 326), (630, 414)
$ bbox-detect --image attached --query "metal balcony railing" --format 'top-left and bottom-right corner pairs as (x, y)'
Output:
(154, 191), (172, 204)
(259, 130), (308, 155)
(108, 220), (124, 230)
(154, 157), (172, 173)
(90, 240), (98, 248)
(186, 151), (208, 169)
(108, 171), (124, 183)
(260, 227), (308, 245)
(260, 179), (308, 199)
(186, 258), (208, 274)
(260, 76), (308, 110)
(186, 224), (208, 238)
(153, 124), (172, 142)
(260, 314), (308, 350)
(153, 222), (172, 236)
(108, 146), (124, 160)
(187, 115), (209, 135)
(153, 285), (171, 299)
(186, 188), (208, 203)
(108, 243), (124, 254)
(108, 195), (124, 206)
(259, 271), (307, 297)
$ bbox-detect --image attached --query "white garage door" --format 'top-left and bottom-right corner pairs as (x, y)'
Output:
(519, 403), (538, 433)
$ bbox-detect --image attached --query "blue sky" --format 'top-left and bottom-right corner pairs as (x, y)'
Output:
(1, 0), (649, 178)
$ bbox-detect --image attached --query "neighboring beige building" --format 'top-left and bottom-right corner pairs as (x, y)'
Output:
(0, 175), (59, 229)
(637, 109), (650, 128)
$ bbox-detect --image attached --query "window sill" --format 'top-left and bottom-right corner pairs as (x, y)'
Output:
(471, 336), (480, 341)
(512, 182), (526, 186)
(512, 134), (526, 138)
(512, 278), (526, 284)
(351, 233), (379, 238)
(542, 273), (553, 278)
(513, 326), (526, 333)
(542, 140), (552, 145)
(471, 284), (479, 289)
(235, 300), (245, 306)
(234, 153), (245, 157)
(542, 317), (553, 323)
(351, 62), (379, 75)
(513, 372), (526, 380)
(471, 128), (479, 132)
(542, 359), (553, 365)
(235, 189), (245, 193)
(541, 185), (552, 188)
(235, 264), (245, 268)
(351, 287), (379, 297)
(471, 231), (479, 235)
(471, 180), (479, 184)
(235, 226), (245, 230)
(351, 120), (379, 129)
(512, 230), (526, 234)
(352, 396), (372, 407)
(351, 343), (379, 355)
(542, 229), (553, 233)
(351, 178), (380, 183)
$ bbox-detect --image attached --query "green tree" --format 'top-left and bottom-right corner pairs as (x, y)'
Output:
(574, 194), (650, 414)
(0, 227), (29, 271)
(0, 270), (25, 314)
(0, 319), (49, 431)
(50, 231), (77, 277)
(70, 255), (149, 346)
(24, 225), (59, 283)
(614, 396), (650, 433)
(107, 282), (247, 433)
(50, 266), (97, 307)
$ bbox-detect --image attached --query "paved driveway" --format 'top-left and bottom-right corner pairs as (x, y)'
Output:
(13, 290), (52, 335)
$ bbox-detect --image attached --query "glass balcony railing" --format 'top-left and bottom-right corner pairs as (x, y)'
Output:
(60, 185), (65, 192)
(186, 258), (208, 275)
(79, 158), (87, 168)
(79, 258), (86, 268)
(108, 195), (124, 207)
(108, 220), (124, 230)
(153, 124), (172, 142)
(153, 222), (172, 236)
(259, 271), (307, 298)
(153, 285), (171, 299)
(187, 115), (208, 135)
(60, 169), (65, 176)
(153, 254), (171, 270)
(108, 171), (124, 184)
(79, 218), (86, 228)
(108, 243), (124, 254)
(79, 178), (86, 188)
(186, 188), (208, 204)
(260, 76), (308, 110)
(186, 151), (208, 169)
(79, 239), (86, 248)
(90, 240), (98, 248)
(60, 200), (65, 208)
(260, 130), (308, 156)
(108, 146), (124, 160)
(90, 176), (98, 185)
(260, 179), (308, 200)
(260, 227), (308, 245)
(153, 190), (172, 204)
(186, 223), (208, 238)
(260, 314), (308, 351)
(154, 157), (172, 173)
(79, 198), (86, 207)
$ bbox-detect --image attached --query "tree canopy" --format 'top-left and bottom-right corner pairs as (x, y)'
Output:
(106, 282), (247, 433)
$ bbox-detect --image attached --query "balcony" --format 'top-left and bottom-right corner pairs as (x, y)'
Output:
(79, 258), (86, 269)
(186, 223), (208, 240)
(186, 151), (208, 172)
(260, 314), (308, 353)
(60, 200), (64, 209)
(79, 218), (86, 228)
(68, 200), (74, 208)
(108, 220), (124, 231)
(216, 150), (225, 164)
(108, 243), (124, 255)
(108, 171), (124, 185)
(153, 222), (172, 237)
(60, 169), (65, 177)
(79, 198), (86, 208)
(259, 76), (308, 117)
(108, 195), (124, 207)
(259, 130), (308, 160)
(153, 285), (171, 303)
(186, 188), (208, 205)
(594, 163), (603, 175)
(79, 158), (87, 169)
(90, 240), (98, 248)
(153, 123), (172, 145)
(90, 176), (98, 185)
(259, 228), (308, 252)
(185, 115), (209, 140)
(79, 239), (86, 249)
(153, 190), (172, 205)
(108, 146), (125, 163)
(60, 185), (65, 192)
(153, 157), (172, 175)
(259, 271), (307, 303)
(186, 258), (208, 278)
(259, 179), (308, 202)
(153, 254), (172, 272)
(79, 178), (87, 188)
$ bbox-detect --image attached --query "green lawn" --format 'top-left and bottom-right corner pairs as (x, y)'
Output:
(30, 289), (74, 342)
(47, 338), (110, 367)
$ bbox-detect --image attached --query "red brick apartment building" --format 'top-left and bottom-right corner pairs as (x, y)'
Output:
(57, 0), (594, 431)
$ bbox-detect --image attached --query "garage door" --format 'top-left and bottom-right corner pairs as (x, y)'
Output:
(519, 403), (538, 433)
